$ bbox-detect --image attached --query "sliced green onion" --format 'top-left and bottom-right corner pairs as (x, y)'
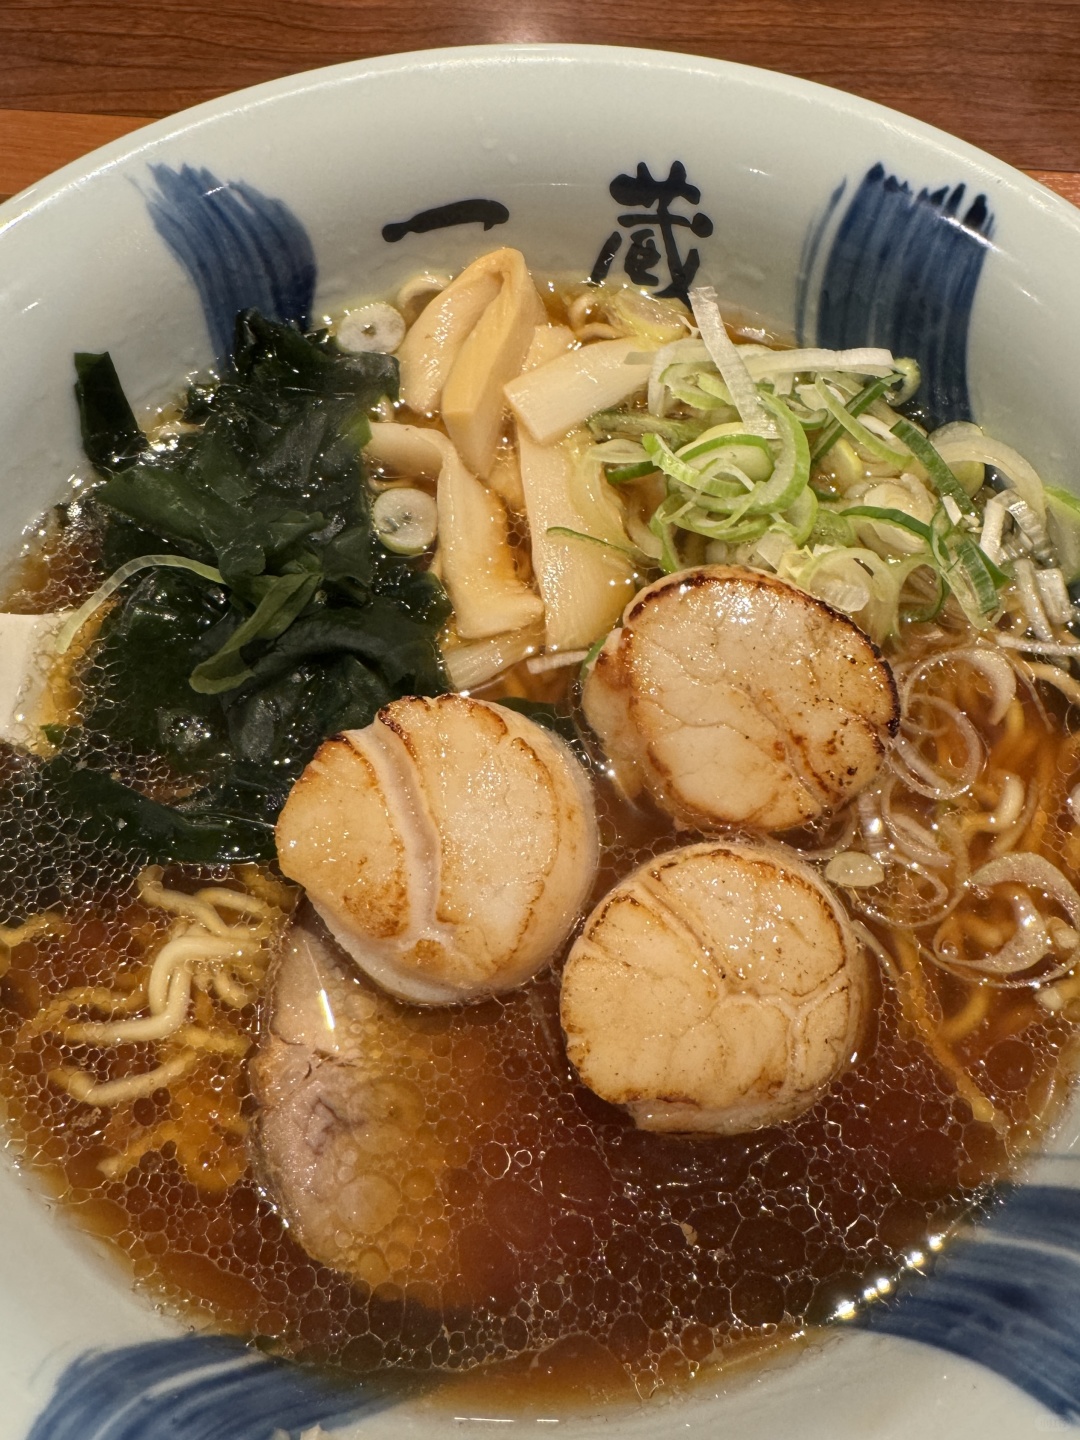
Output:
(887, 357), (921, 405)
(587, 410), (704, 448)
(928, 505), (953, 573)
(808, 510), (857, 548)
(891, 418), (979, 518)
(935, 432), (1047, 521)
(676, 476), (755, 513)
(684, 510), (771, 544)
(643, 394), (811, 543)
(809, 377), (889, 462)
(658, 362), (726, 412)
(588, 438), (650, 464)
(646, 337), (709, 416)
(665, 382), (725, 411)
(688, 286), (778, 440)
(644, 440), (758, 517)
(648, 494), (688, 573)
(917, 500), (1006, 625)
(605, 461), (659, 484)
(642, 432), (709, 489)
(786, 399), (831, 430)
(812, 381), (910, 466)
(580, 632), (609, 678)
(372, 486), (438, 555)
(678, 429), (774, 482)
(839, 505), (933, 544)
(952, 533), (1005, 616)
(743, 346), (896, 379)
(740, 393), (810, 515)
(776, 484), (819, 547)
(905, 568), (948, 624)
(545, 525), (643, 561)
(694, 371), (733, 403)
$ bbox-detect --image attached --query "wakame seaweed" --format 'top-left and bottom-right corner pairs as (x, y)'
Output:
(63, 310), (451, 860)
(40, 753), (277, 864)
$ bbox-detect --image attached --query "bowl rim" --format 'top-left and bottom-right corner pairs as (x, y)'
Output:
(3, 42), (1080, 242)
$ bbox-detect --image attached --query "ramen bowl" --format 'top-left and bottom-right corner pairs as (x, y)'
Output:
(3, 43), (1080, 1440)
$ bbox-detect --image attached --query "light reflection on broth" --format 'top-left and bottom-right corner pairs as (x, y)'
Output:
(0, 266), (1079, 1406)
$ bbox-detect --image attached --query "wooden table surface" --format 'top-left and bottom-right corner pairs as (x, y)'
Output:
(2, 0), (1080, 208)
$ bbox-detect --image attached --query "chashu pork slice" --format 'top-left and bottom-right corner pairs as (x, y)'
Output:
(560, 840), (872, 1134)
(582, 565), (899, 832)
(275, 694), (598, 1005)
(250, 914), (449, 1289)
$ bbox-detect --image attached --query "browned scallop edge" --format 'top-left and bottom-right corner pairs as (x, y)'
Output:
(573, 840), (852, 971)
(563, 840), (864, 1108)
(642, 840), (855, 965)
(805, 589), (900, 740)
(273, 734), (350, 871)
(379, 694), (454, 746)
(624, 565), (900, 739)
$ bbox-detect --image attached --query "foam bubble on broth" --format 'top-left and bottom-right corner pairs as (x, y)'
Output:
(1, 373), (1080, 1404)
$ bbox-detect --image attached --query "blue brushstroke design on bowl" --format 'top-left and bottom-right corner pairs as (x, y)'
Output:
(807, 164), (1080, 1423)
(25, 1333), (416, 1440)
(145, 165), (317, 365)
(857, 1180), (1080, 1423)
(808, 162), (994, 426)
(27, 1182), (1080, 1437)
(794, 176), (846, 348)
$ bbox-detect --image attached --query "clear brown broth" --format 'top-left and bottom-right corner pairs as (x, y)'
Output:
(0, 393), (1078, 1409)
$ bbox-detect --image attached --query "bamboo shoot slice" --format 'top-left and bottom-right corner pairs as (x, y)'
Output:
(397, 266), (499, 413)
(516, 326), (637, 651)
(366, 422), (542, 641)
(506, 337), (655, 445)
(440, 249), (545, 476)
(396, 248), (544, 478)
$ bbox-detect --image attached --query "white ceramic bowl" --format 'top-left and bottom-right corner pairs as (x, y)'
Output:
(5, 43), (1080, 1440)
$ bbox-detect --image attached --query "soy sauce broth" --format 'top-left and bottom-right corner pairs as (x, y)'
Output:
(1, 364), (1080, 1407)
(1, 647), (1076, 1405)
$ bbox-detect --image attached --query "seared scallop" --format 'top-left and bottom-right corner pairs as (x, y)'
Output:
(250, 915), (449, 1287)
(582, 565), (899, 832)
(560, 840), (871, 1134)
(275, 694), (598, 1004)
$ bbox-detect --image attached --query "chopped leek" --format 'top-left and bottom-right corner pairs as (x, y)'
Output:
(742, 394), (810, 515)
(813, 382), (910, 467)
(839, 506), (933, 545)
(952, 533), (1007, 617)
(588, 411), (703, 447)
(688, 286), (777, 440)
(776, 484), (818, 547)
(606, 461), (660, 484)
(1045, 486), (1080, 584)
(890, 419), (978, 519)
(642, 432), (715, 491)
(545, 525), (643, 561)
(581, 299), (1077, 649)
(54, 553), (225, 657)
(809, 377), (889, 463)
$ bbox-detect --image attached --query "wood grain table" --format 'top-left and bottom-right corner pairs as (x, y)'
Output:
(2, 1), (1079, 206)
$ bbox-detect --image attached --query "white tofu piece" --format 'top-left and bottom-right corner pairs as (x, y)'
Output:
(0, 611), (66, 748)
